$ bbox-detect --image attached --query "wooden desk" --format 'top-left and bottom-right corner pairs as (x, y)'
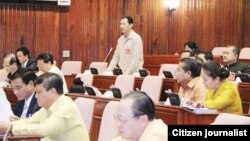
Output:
(0, 135), (40, 141)
(181, 108), (218, 125)
(144, 55), (180, 75)
(238, 82), (250, 114)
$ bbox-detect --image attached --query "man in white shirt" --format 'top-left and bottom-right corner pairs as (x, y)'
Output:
(112, 91), (168, 141)
(36, 53), (68, 94)
(0, 88), (13, 122)
(107, 16), (144, 75)
(0, 73), (89, 141)
(9, 70), (40, 120)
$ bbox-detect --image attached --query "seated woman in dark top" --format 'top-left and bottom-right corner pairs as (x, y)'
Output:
(184, 41), (200, 55)
(69, 77), (85, 93)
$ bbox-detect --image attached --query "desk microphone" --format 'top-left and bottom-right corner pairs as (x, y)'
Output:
(3, 123), (12, 141)
(103, 48), (113, 62)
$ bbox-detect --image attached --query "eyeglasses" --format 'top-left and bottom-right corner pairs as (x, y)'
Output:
(114, 114), (137, 123)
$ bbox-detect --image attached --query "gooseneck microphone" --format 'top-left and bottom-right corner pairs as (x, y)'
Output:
(103, 48), (113, 62)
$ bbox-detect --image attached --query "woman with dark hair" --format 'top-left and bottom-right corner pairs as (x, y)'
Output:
(184, 41), (200, 55)
(201, 61), (242, 114)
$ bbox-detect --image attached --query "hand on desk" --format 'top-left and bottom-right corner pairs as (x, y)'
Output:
(9, 116), (20, 122)
(0, 121), (11, 133)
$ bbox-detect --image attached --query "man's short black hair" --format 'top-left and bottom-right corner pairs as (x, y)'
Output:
(16, 47), (30, 57)
(35, 73), (63, 95)
(184, 41), (200, 54)
(10, 69), (37, 85)
(198, 51), (213, 61)
(121, 16), (134, 24)
(36, 53), (54, 64)
(180, 58), (201, 77)
(123, 91), (155, 121)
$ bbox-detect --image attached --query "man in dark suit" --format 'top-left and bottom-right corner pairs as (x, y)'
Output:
(222, 45), (250, 75)
(9, 70), (40, 120)
(16, 46), (38, 71)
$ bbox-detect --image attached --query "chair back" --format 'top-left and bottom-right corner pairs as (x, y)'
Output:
(158, 64), (178, 78)
(212, 113), (250, 125)
(141, 76), (163, 102)
(98, 101), (119, 141)
(61, 61), (82, 75)
(89, 62), (108, 75)
(74, 97), (96, 132)
(239, 47), (250, 59)
(76, 74), (94, 86)
(212, 47), (226, 56)
(114, 75), (135, 96)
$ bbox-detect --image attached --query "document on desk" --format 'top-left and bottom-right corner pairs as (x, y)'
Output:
(0, 88), (14, 122)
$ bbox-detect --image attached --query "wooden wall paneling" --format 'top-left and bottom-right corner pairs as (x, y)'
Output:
(0, 0), (250, 69)
(243, 0), (250, 47)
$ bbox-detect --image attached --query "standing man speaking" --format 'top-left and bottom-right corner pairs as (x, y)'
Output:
(107, 16), (144, 75)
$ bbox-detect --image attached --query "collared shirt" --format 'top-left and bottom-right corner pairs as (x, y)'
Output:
(178, 77), (207, 105)
(204, 80), (243, 114)
(49, 66), (68, 94)
(22, 59), (29, 68)
(111, 119), (168, 141)
(12, 95), (89, 141)
(21, 92), (35, 118)
(107, 30), (144, 75)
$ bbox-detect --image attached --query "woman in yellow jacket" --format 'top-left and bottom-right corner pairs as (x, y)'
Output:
(201, 61), (243, 114)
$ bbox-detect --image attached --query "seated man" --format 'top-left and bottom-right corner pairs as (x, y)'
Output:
(176, 58), (207, 107)
(16, 46), (37, 71)
(3, 53), (23, 82)
(222, 45), (250, 74)
(197, 51), (213, 63)
(0, 73), (89, 141)
(112, 91), (167, 141)
(36, 53), (68, 94)
(10, 70), (40, 119)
